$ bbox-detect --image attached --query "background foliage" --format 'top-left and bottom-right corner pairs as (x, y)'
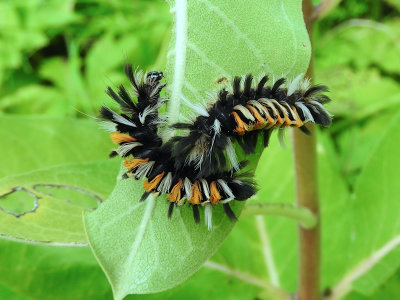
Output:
(1, 0), (400, 299)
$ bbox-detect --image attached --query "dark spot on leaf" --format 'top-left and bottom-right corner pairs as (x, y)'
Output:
(33, 184), (103, 210)
(0, 187), (39, 217)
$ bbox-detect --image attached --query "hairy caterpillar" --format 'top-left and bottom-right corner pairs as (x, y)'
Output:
(99, 65), (332, 229)
(171, 74), (332, 178)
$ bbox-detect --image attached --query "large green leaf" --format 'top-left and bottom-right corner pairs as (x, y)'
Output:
(0, 116), (119, 244)
(84, 0), (311, 298)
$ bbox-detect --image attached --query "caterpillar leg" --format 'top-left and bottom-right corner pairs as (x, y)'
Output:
(223, 203), (237, 221)
(192, 205), (200, 224)
(168, 202), (175, 219)
(299, 125), (311, 135)
(140, 192), (151, 202)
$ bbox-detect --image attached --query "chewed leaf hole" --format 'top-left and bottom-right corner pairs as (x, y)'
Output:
(0, 187), (39, 217)
(33, 184), (103, 210)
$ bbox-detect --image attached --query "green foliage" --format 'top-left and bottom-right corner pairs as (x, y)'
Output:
(1, 0), (400, 299)
(315, 17), (400, 187)
(317, 0), (397, 30)
(0, 0), (170, 116)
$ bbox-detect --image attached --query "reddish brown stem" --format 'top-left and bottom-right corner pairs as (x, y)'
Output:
(294, 125), (321, 300)
(294, 1), (321, 300)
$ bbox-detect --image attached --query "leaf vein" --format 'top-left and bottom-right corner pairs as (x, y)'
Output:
(166, 0), (188, 127)
(255, 216), (280, 286)
(197, 0), (266, 66)
(328, 234), (400, 300)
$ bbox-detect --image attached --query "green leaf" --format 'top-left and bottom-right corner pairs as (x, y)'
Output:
(336, 111), (399, 186)
(0, 239), (112, 300)
(343, 113), (400, 294)
(0, 160), (118, 245)
(85, 0), (311, 298)
(0, 116), (119, 244)
(344, 269), (400, 300)
(0, 282), (26, 300)
(352, 249), (400, 295)
(0, 116), (112, 177)
(325, 113), (400, 299)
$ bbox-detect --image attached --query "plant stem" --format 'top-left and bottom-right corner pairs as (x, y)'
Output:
(294, 1), (321, 300)
(242, 203), (317, 229)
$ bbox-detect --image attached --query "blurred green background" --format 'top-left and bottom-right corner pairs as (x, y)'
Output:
(1, 0), (400, 299)
(0, 0), (170, 116)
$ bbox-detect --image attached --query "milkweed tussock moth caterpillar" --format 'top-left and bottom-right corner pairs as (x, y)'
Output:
(99, 64), (332, 229)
